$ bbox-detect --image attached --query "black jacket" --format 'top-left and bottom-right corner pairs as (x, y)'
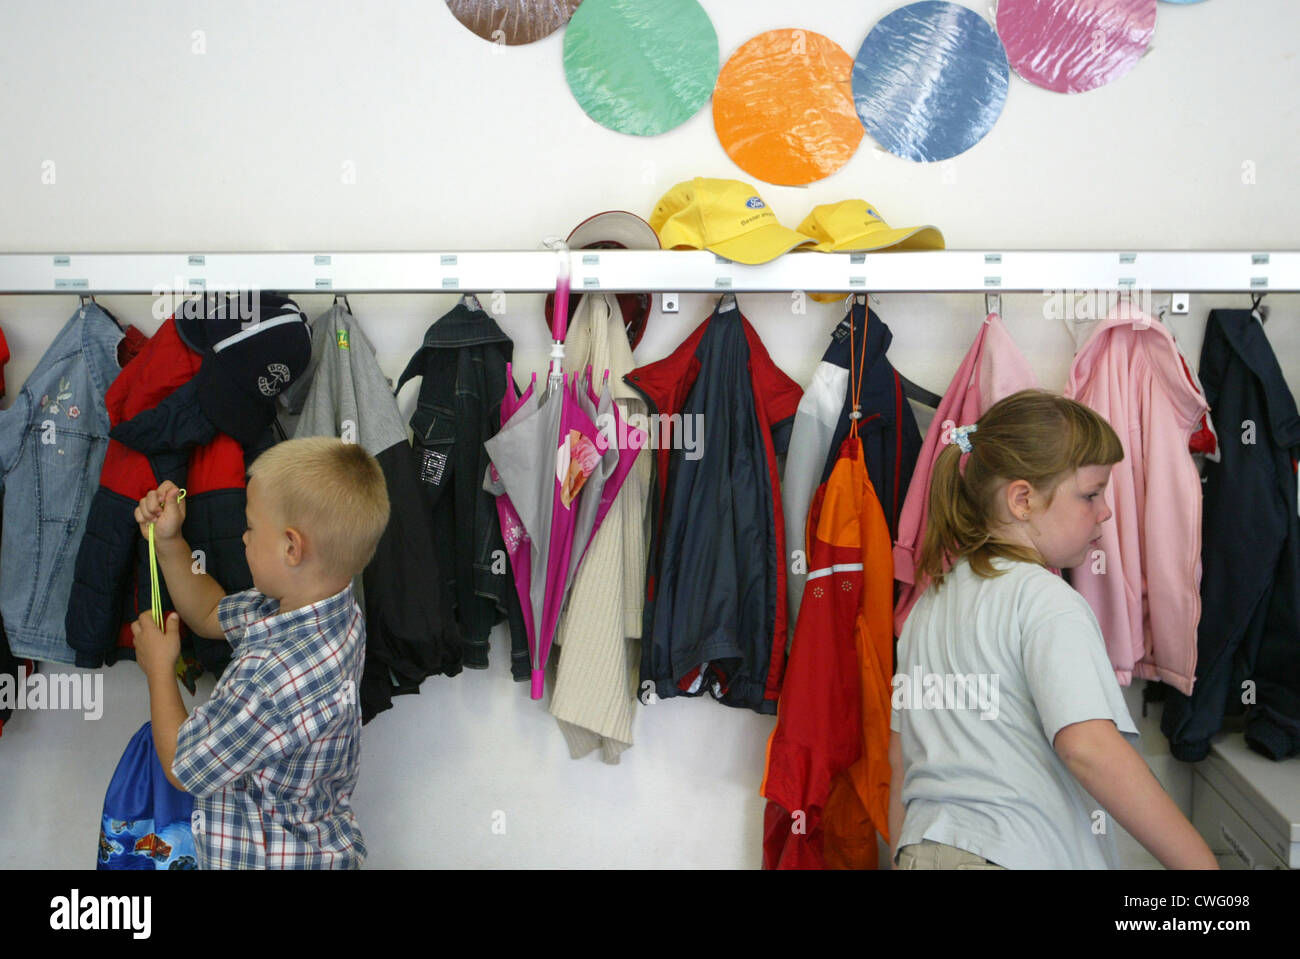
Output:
(397, 304), (529, 681)
(1161, 309), (1300, 761)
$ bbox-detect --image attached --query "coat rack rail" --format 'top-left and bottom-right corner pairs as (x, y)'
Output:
(0, 250), (1296, 295)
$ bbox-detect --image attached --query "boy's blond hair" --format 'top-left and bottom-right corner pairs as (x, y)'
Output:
(918, 389), (1124, 588)
(247, 437), (390, 580)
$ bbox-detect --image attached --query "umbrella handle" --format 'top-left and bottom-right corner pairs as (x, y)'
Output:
(531, 670), (545, 700)
(544, 237), (571, 343)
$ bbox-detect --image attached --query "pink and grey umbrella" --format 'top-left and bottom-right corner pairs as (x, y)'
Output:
(485, 371), (602, 699)
(482, 251), (647, 700)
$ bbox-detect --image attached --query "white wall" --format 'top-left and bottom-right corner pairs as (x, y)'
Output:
(0, 0), (1297, 869)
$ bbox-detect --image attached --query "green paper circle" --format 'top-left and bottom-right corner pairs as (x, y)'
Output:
(563, 0), (719, 136)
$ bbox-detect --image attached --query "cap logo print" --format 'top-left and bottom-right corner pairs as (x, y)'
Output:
(257, 362), (291, 396)
(745, 197), (766, 209)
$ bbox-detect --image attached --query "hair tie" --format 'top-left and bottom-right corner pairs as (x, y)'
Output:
(952, 423), (978, 454)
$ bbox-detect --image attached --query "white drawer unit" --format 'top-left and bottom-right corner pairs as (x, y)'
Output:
(1190, 735), (1300, 870)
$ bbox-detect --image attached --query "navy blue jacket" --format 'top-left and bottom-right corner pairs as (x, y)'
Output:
(626, 302), (802, 714)
(1161, 309), (1300, 761)
(819, 302), (924, 542)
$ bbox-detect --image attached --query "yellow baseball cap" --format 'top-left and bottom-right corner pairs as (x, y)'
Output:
(800, 200), (944, 302)
(797, 199), (944, 253)
(650, 177), (815, 265)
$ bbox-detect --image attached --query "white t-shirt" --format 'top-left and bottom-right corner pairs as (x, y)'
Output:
(891, 554), (1140, 869)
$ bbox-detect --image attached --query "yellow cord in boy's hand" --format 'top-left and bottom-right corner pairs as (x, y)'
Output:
(133, 610), (182, 680)
(139, 485), (186, 627)
(135, 482), (187, 542)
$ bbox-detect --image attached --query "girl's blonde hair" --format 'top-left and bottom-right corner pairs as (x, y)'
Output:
(918, 389), (1123, 587)
(247, 437), (391, 579)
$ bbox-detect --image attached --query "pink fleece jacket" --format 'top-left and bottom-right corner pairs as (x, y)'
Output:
(1064, 306), (1209, 696)
(892, 313), (1038, 636)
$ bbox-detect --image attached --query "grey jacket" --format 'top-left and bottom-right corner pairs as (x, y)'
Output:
(284, 304), (462, 722)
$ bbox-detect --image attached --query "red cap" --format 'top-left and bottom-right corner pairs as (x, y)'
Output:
(543, 211), (659, 350)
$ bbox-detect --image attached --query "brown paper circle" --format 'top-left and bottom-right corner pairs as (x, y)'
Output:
(446, 0), (583, 46)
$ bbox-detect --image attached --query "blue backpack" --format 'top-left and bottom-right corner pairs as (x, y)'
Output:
(97, 721), (198, 870)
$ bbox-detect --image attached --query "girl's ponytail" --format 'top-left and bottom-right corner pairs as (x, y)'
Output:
(919, 437), (994, 587)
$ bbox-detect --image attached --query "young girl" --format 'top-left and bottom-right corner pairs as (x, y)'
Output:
(888, 389), (1217, 870)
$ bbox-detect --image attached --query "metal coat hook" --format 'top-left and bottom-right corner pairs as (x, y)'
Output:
(1251, 292), (1268, 324)
(332, 293), (353, 313)
(985, 292), (1000, 317)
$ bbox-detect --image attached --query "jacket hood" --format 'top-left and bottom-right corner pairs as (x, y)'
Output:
(418, 303), (513, 350)
(823, 301), (892, 369)
(564, 293), (642, 407)
(1067, 305), (1208, 429)
(1205, 309), (1300, 450)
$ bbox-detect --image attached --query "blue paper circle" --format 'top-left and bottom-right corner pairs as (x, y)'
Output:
(852, 0), (1010, 163)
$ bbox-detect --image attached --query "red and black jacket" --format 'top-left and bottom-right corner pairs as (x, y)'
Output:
(66, 316), (272, 678)
(624, 302), (802, 714)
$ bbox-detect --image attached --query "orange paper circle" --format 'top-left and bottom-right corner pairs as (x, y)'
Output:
(713, 29), (863, 186)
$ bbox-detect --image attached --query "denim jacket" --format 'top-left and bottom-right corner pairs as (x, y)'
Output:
(396, 304), (529, 680)
(0, 304), (124, 663)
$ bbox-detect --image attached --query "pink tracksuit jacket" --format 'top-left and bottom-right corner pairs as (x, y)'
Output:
(1065, 307), (1209, 696)
(892, 313), (1038, 636)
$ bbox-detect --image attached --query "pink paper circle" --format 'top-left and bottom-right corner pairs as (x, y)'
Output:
(996, 0), (1157, 94)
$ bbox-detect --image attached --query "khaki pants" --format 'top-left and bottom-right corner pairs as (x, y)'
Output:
(896, 839), (1007, 870)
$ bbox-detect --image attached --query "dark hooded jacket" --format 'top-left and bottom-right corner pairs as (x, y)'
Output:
(396, 303), (529, 681)
(819, 301), (924, 542)
(625, 301), (802, 714)
(1161, 308), (1300, 761)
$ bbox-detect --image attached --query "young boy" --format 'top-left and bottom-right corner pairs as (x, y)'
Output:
(131, 437), (390, 869)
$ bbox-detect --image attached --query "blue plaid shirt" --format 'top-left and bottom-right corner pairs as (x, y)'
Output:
(173, 584), (367, 869)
